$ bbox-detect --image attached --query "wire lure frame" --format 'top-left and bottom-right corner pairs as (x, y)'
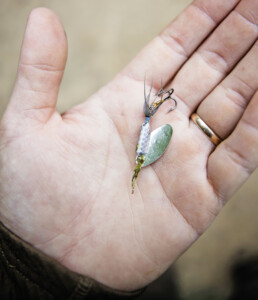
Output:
(131, 78), (177, 194)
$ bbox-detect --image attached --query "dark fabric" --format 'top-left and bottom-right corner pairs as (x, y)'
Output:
(0, 221), (145, 299)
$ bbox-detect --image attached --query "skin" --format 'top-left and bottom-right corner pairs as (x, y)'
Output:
(0, 0), (257, 292)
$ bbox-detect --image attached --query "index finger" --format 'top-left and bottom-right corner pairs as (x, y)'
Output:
(122, 0), (240, 87)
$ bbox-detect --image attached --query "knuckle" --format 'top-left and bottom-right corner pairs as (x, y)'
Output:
(159, 33), (188, 58)
(197, 49), (228, 75)
(224, 142), (252, 175)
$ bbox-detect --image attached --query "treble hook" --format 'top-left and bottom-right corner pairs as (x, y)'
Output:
(143, 78), (177, 117)
(157, 88), (177, 113)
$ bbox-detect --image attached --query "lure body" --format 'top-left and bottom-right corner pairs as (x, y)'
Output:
(136, 117), (150, 156)
(131, 79), (177, 193)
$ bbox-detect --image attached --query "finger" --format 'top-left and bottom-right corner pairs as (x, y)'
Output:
(122, 0), (240, 87)
(6, 8), (67, 123)
(197, 41), (258, 140)
(169, 0), (258, 115)
(207, 90), (258, 202)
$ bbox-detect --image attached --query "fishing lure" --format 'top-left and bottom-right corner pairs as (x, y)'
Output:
(131, 79), (177, 194)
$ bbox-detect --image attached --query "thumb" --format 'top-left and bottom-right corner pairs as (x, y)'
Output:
(7, 7), (67, 123)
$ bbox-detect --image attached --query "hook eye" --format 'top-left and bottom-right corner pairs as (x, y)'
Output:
(167, 97), (177, 113)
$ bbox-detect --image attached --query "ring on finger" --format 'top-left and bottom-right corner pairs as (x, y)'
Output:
(191, 113), (222, 146)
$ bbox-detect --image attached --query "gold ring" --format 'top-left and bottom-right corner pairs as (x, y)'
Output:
(191, 113), (222, 146)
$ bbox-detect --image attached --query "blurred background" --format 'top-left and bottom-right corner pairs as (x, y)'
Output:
(1, 1), (258, 299)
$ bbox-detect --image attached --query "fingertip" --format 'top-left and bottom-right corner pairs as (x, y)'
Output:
(22, 7), (67, 67)
(28, 7), (65, 37)
(28, 7), (56, 19)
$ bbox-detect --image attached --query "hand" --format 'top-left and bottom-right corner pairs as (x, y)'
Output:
(0, 0), (257, 291)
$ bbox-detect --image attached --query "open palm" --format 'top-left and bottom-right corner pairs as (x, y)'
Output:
(0, 0), (257, 291)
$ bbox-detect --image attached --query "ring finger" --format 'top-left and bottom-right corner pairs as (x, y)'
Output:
(196, 41), (258, 142)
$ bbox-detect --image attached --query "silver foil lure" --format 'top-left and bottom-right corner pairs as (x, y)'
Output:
(132, 79), (177, 193)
